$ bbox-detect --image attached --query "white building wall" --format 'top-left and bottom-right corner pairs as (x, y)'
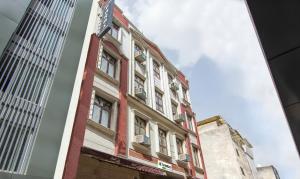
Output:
(199, 122), (245, 179)
(257, 166), (279, 179)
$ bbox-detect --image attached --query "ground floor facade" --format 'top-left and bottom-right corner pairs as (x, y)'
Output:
(76, 147), (189, 179)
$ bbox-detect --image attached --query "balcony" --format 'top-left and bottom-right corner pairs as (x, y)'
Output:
(170, 81), (179, 91)
(178, 153), (190, 162)
(134, 135), (151, 146)
(135, 88), (147, 100)
(134, 51), (147, 62)
(135, 61), (147, 77)
(174, 114), (185, 123)
(182, 97), (191, 106)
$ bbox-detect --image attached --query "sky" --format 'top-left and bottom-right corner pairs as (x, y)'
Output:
(115, 0), (300, 178)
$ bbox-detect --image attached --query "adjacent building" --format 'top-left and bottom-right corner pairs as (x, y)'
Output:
(257, 166), (280, 179)
(197, 116), (258, 179)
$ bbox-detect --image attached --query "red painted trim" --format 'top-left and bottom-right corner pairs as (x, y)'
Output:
(115, 55), (128, 156)
(193, 118), (208, 179)
(113, 6), (129, 28)
(62, 34), (99, 179)
(180, 104), (196, 176)
(177, 70), (189, 89)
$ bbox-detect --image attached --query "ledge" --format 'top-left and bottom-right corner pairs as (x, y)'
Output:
(87, 119), (115, 138)
(96, 69), (119, 87)
(156, 151), (172, 161)
(176, 160), (189, 168)
(194, 166), (204, 174)
(104, 33), (122, 49)
(132, 142), (151, 155)
(188, 129), (197, 136)
(182, 98), (191, 106)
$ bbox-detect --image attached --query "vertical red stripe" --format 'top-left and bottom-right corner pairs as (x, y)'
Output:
(115, 56), (128, 156)
(181, 104), (196, 176)
(62, 34), (99, 179)
(193, 117), (208, 179)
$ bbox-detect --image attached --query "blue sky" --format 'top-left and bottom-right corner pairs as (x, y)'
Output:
(116, 0), (300, 178)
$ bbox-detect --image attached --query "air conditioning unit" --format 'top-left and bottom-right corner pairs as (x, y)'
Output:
(135, 135), (150, 146)
(134, 51), (147, 62)
(178, 154), (190, 162)
(135, 88), (147, 100)
(174, 114), (185, 123)
(170, 81), (179, 91)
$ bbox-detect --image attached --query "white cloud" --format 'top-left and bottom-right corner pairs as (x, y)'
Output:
(116, 0), (300, 178)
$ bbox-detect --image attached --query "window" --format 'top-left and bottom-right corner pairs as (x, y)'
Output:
(92, 95), (112, 128)
(155, 91), (163, 112)
(171, 89), (178, 99)
(108, 22), (119, 39)
(100, 51), (116, 78)
(153, 60), (160, 79)
(187, 115), (194, 132)
(159, 128), (168, 155)
(192, 146), (200, 167)
(176, 138), (183, 155)
(135, 44), (143, 53)
(236, 148), (240, 157)
(240, 167), (245, 176)
(171, 103), (177, 117)
(182, 87), (188, 100)
(168, 74), (173, 84)
(134, 116), (146, 136)
(135, 75), (144, 90)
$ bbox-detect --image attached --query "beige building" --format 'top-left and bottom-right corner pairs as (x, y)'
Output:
(257, 166), (280, 179)
(197, 116), (258, 179)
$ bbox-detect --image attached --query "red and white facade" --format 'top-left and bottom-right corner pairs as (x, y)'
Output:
(63, 2), (207, 179)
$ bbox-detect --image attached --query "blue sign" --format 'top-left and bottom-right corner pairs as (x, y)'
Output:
(98, 0), (114, 38)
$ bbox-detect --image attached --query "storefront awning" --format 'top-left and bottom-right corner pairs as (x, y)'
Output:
(81, 147), (166, 176)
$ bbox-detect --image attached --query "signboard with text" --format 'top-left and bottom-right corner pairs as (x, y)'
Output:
(97, 0), (114, 38)
(157, 160), (172, 172)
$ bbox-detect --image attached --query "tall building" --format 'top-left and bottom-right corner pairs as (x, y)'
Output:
(197, 116), (258, 179)
(257, 165), (280, 179)
(245, 0), (300, 154)
(63, 2), (207, 179)
(0, 0), (98, 178)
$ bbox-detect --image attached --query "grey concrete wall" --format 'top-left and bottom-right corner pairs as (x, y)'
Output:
(26, 0), (94, 178)
(0, 0), (31, 55)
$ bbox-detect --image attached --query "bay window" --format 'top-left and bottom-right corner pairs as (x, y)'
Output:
(100, 51), (116, 78)
(155, 90), (164, 113)
(134, 116), (146, 136)
(92, 95), (112, 128)
(159, 128), (168, 155)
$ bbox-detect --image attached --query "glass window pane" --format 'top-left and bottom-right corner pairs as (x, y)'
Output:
(101, 110), (109, 127)
(100, 58), (108, 72)
(92, 105), (101, 123)
(108, 63), (115, 77)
